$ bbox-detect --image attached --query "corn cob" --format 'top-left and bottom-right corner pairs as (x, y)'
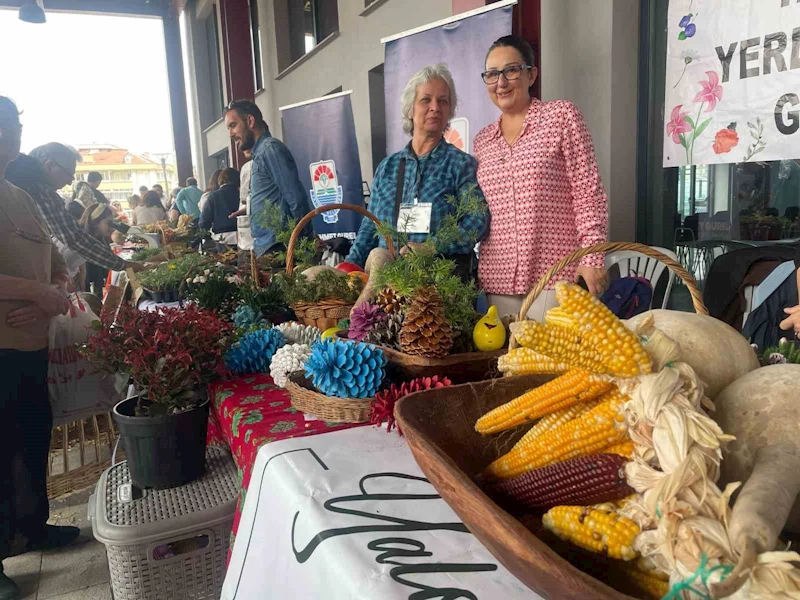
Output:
(475, 369), (613, 435)
(497, 348), (570, 376)
(604, 440), (635, 458)
(545, 307), (577, 329)
(621, 563), (670, 599)
(486, 453), (634, 512)
(518, 398), (602, 444)
(485, 388), (629, 478)
(542, 504), (639, 561)
(554, 282), (653, 378)
(509, 321), (609, 374)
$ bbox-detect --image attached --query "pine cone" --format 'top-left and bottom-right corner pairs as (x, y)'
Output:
(348, 302), (387, 342)
(376, 287), (404, 314)
(399, 286), (454, 358)
(364, 311), (404, 349)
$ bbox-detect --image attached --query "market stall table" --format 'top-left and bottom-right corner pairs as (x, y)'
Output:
(205, 374), (363, 542)
(222, 426), (538, 600)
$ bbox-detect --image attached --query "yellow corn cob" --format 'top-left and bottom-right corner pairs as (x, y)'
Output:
(542, 505), (639, 561)
(544, 307), (576, 329)
(498, 348), (570, 376)
(509, 321), (608, 373)
(604, 440), (635, 458)
(554, 282), (653, 378)
(519, 398), (602, 444)
(485, 388), (629, 478)
(621, 563), (669, 599)
(475, 369), (613, 435)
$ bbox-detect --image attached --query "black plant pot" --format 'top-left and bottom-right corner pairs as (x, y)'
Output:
(144, 288), (182, 303)
(112, 394), (209, 490)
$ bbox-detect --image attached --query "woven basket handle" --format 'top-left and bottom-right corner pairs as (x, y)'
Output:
(516, 240), (706, 326)
(285, 205), (396, 274)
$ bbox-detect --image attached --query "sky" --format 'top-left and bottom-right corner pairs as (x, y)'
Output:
(0, 8), (175, 155)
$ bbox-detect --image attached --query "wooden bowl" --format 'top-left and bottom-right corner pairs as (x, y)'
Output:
(395, 375), (641, 600)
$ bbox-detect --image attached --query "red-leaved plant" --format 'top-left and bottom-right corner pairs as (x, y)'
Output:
(83, 303), (233, 415)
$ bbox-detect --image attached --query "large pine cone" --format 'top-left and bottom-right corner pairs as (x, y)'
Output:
(376, 287), (404, 314)
(364, 311), (404, 349)
(399, 286), (453, 358)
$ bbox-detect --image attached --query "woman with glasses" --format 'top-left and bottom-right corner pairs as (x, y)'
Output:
(474, 35), (609, 321)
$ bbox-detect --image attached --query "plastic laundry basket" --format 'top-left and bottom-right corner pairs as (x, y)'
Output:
(89, 446), (239, 600)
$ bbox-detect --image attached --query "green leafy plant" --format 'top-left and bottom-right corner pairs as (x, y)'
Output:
(186, 272), (241, 314)
(131, 247), (164, 262)
(258, 203), (318, 271)
(274, 270), (363, 306)
(238, 280), (291, 321)
(137, 253), (208, 292)
(761, 339), (800, 365)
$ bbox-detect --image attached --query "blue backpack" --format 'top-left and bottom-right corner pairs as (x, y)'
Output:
(600, 277), (653, 319)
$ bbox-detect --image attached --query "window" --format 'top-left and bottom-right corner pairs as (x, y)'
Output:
(274, 0), (339, 72)
(637, 0), (800, 298)
(250, 0), (263, 90)
(205, 5), (225, 120)
(212, 150), (228, 171)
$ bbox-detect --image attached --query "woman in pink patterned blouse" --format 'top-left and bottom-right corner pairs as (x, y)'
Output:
(474, 35), (609, 321)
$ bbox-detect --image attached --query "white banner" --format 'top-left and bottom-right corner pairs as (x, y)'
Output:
(663, 0), (800, 167)
(222, 427), (537, 600)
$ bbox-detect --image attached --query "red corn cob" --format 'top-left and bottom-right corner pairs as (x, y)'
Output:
(484, 453), (633, 513)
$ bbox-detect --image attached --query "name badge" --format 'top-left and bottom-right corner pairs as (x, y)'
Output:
(397, 200), (432, 234)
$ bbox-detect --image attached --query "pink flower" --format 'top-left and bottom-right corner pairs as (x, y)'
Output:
(694, 71), (723, 111)
(667, 105), (692, 144)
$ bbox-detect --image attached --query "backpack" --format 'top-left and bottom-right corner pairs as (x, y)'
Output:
(600, 276), (653, 319)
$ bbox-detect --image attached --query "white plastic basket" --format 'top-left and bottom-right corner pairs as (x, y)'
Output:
(89, 447), (238, 600)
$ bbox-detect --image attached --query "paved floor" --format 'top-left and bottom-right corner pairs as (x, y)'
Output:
(3, 490), (112, 600)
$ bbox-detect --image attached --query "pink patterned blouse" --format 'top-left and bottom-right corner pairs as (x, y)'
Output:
(474, 98), (609, 294)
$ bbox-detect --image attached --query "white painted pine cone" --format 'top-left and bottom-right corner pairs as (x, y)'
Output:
(269, 343), (312, 388)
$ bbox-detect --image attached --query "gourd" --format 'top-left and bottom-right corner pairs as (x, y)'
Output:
(352, 248), (394, 313)
(715, 364), (800, 533)
(300, 265), (344, 282)
(625, 309), (759, 398)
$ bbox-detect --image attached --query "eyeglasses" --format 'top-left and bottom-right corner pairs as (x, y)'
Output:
(51, 160), (75, 181)
(481, 64), (533, 85)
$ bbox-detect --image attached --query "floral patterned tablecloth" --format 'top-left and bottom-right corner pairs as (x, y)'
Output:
(206, 374), (364, 545)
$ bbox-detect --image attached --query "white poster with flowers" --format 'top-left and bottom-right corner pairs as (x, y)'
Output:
(664, 0), (800, 167)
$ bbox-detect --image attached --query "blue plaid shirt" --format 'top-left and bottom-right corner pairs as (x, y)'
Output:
(346, 139), (489, 266)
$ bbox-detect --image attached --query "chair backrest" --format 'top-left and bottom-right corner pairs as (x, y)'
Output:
(605, 246), (678, 310)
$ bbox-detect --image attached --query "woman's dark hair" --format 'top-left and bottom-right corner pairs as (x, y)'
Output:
(206, 169), (222, 193)
(79, 203), (112, 238)
(142, 190), (162, 208)
(217, 167), (240, 188)
(486, 35), (536, 70)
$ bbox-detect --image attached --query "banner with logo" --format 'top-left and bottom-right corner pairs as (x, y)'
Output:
(382, 0), (515, 156)
(222, 427), (537, 600)
(664, 0), (800, 167)
(280, 91), (364, 239)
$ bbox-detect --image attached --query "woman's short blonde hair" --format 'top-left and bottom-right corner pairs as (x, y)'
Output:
(400, 63), (458, 136)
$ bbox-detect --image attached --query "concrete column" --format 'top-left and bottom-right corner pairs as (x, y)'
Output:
(163, 14), (194, 185)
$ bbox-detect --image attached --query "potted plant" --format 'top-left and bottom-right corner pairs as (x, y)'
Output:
(83, 303), (233, 489)
(137, 253), (206, 302)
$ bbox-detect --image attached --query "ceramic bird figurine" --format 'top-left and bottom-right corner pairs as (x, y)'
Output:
(473, 305), (506, 352)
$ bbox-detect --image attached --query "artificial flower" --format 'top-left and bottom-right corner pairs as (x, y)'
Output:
(667, 105), (692, 144)
(694, 71), (723, 111)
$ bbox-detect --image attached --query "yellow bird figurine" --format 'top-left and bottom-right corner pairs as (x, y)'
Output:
(473, 305), (506, 351)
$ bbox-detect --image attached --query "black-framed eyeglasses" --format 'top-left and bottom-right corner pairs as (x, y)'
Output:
(51, 160), (75, 181)
(481, 64), (532, 85)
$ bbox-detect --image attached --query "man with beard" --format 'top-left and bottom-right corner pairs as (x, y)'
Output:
(224, 100), (312, 255)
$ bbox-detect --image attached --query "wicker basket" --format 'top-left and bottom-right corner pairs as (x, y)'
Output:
(285, 372), (372, 424)
(510, 241), (707, 349)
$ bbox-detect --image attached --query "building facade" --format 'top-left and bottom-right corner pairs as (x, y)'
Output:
(64, 145), (179, 203)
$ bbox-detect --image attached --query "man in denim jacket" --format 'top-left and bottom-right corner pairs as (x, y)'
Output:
(224, 100), (312, 255)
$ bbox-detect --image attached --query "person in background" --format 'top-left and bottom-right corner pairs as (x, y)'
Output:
(199, 169), (221, 214)
(5, 142), (144, 278)
(133, 191), (167, 226)
(138, 185), (149, 199)
(65, 180), (92, 219)
(79, 203), (116, 297)
(85, 171), (108, 205)
(224, 100), (312, 255)
(152, 183), (167, 211)
(473, 35), (608, 321)
(780, 245), (800, 338)
(199, 167), (240, 247)
(128, 194), (141, 211)
(0, 95), (78, 600)
(343, 64), (489, 275)
(175, 177), (202, 220)
(169, 187), (181, 210)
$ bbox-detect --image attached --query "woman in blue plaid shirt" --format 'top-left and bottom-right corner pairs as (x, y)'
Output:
(344, 64), (489, 276)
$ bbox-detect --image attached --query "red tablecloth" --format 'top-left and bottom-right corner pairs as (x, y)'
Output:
(206, 374), (364, 545)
